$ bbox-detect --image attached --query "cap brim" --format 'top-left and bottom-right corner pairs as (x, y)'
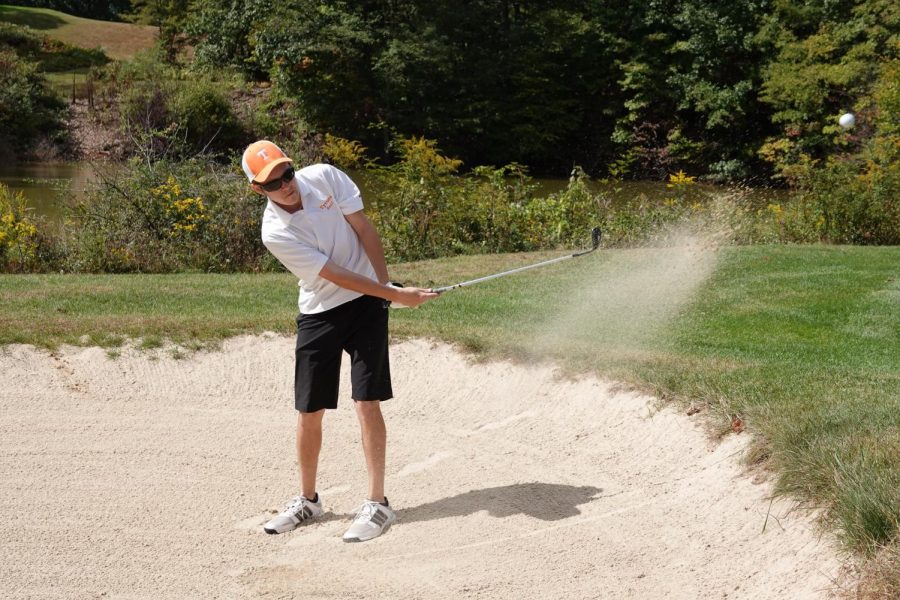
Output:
(252, 157), (293, 183)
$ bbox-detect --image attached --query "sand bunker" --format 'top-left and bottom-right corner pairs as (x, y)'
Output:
(1, 336), (840, 598)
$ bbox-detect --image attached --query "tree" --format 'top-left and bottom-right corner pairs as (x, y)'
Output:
(125, 0), (189, 62)
(0, 51), (65, 156)
(758, 0), (900, 165)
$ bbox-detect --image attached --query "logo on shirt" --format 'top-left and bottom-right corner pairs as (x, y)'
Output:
(319, 195), (334, 210)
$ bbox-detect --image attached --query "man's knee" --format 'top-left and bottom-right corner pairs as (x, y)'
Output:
(354, 400), (383, 420)
(297, 408), (325, 429)
(354, 399), (381, 409)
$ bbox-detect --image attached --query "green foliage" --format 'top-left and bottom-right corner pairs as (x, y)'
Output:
(119, 77), (175, 139)
(0, 20), (110, 154)
(191, 1), (625, 172)
(753, 5), (900, 245)
(871, 52), (900, 136)
(0, 19), (43, 50)
(781, 56), (900, 245)
(0, 182), (65, 272)
(454, 164), (539, 254)
(113, 50), (246, 156)
(758, 0), (899, 161)
(0, 183), (39, 271)
(123, 0), (188, 62)
(322, 134), (367, 170)
(519, 167), (600, 249)
(171, 79), (245, 152)
(68, 157), (275, 273)
(0, 46), (66, 155)
(612, 1), (777, 180)
(366, 137), (723, 261)
(184, 0), (898, 188)
(187, 0), (270, 80)
(798, 144), (900, 245)
(381, 146), (600, 258)
(367, 136), (464, 261)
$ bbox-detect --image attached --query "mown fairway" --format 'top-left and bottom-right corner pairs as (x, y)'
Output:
(2, 245), (898, 557)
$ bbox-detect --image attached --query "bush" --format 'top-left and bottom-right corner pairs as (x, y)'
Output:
(0, 183), (65, 272)
(520, 167), (600, 249)
(68, 157), (274, 273)
(172, 79), (246, 153)
(0, 184), (39, 272)
(0, 22), (42, 53)
(120, 79), (176, 139)
(112, 51), (247, 158)
(792, 59), (900, 245)
(453, 164), (539, 254)
(323, 134), (367, 169)
(801, 148), (900, 245)
(39, 44), (108, 73)
(0, 48), (66, 155)
(365, 137), (730, 262)
(118, 78), (248, 158)
(367, 137), (466, 261)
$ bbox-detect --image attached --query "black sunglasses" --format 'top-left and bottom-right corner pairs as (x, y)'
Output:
(256, 166), (295, 192)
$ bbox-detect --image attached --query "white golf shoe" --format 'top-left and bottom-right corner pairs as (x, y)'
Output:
(263, 494), (323, 534)
(342, 498), (396, 543)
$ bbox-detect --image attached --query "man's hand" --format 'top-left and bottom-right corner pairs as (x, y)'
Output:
(390, 286), (439, 308)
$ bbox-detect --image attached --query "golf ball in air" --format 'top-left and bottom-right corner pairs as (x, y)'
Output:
(839, 113), (855, 129)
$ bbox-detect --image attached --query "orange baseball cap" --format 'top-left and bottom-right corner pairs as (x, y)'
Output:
(241, 140), (293, 183)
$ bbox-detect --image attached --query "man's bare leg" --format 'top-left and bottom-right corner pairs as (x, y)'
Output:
(297, 409), (325, 498)
(354, 400), (386, 502)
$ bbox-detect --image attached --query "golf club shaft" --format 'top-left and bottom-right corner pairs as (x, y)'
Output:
(433, 255), (575, 293)
(433, 227), (602, 294)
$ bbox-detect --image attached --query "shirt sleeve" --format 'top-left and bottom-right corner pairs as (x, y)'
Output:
(263, 235), (329, 282)
(322, 165), (364, 214)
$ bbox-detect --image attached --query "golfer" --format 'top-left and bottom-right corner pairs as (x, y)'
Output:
(242, 140), (437, 542)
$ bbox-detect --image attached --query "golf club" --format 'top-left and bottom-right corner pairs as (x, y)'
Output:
(433, 227), (602, 294)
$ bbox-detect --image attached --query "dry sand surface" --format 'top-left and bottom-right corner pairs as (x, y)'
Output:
(2, 336), (841, 599)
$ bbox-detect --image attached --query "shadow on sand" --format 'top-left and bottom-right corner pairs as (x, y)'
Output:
(396, 482), (602, 524)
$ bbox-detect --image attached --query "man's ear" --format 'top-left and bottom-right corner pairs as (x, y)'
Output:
(249, 183), (266, 196)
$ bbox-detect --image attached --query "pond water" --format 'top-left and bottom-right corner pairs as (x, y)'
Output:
(1, 162), (789, 223)
(0, 162), (98, 222)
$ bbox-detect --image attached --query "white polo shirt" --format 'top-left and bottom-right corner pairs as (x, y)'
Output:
(261, 164), (377, 314)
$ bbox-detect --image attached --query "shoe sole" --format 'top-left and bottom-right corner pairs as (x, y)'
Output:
(342, 522), (392, 543)
(264, 524), (296, 535)
(263, 513), (323, 535)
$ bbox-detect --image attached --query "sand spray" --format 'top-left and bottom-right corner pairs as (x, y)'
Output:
(532, 221), (725, 359)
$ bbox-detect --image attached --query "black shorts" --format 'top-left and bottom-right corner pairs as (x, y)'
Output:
(294, 294), (393, 412)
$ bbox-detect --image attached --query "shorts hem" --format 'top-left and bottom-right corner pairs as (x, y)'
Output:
(350, 395), (393, 402)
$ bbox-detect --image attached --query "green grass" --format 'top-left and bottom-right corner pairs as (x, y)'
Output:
(0, 272), (298, 348)
(0, 5), (156, 60)
(1, 245), (898, 561)
(642, 246), (899, 553)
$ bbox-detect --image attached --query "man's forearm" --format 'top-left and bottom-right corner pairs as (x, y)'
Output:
(319, 260), (397, 301)
(360, 229), (390, 284)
